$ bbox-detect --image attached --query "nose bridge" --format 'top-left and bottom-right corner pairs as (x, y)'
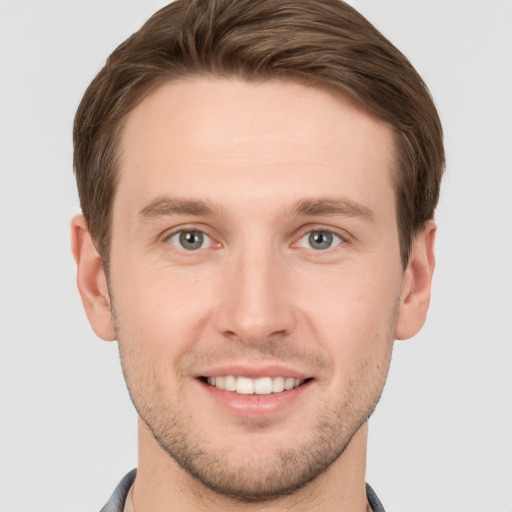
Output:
(214, 237), (295, 345)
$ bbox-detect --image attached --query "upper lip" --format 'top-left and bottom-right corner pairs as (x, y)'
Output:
(194, 364), (311, 380)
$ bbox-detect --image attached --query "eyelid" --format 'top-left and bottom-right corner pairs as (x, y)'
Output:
(296, 230), (343, 250)
(162, 224), (221, 250)
(168, 230), (212, 249)
(292, 224), (351, 246)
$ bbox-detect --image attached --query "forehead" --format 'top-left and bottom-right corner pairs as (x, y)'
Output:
(116, 77), (396, 220)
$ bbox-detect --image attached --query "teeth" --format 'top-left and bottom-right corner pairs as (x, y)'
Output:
(236, 376), (254, 395)
(224, 375), (236, 391)
(272, 376), (285, 393)
(206, 375), (305, 394)
(284, 377), (295, 390)
(254, 377), (272, 395)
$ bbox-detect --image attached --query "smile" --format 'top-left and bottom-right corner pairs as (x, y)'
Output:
(205, 375), (305, 395)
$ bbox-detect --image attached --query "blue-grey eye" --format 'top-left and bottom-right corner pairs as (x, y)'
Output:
(298, 230), (342, 250)
(168, 230), (212, 250)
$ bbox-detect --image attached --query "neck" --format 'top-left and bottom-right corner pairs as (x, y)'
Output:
(133, 418), (370, 512)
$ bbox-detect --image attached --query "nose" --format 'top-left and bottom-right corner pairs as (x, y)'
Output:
(213, 245), (297, 346)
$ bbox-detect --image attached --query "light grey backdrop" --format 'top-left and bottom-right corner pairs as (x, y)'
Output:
(1, 1), (511, 511)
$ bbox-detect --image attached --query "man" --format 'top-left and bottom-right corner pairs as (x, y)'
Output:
(71, 0), (444, 510)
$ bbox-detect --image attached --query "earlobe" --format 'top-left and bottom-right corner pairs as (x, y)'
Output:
(71, 214), (116, 341)
(395, 220), (436, 340)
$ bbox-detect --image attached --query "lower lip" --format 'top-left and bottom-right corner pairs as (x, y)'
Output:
(198, 379), (313, 417)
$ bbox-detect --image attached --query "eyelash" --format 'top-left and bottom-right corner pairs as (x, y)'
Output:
(164, 228), (217, 252)
(296, 230), (344, 251)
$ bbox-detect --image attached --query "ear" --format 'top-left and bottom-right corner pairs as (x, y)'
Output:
(395, 220), (436, 340)
(71, 214), (116, 341)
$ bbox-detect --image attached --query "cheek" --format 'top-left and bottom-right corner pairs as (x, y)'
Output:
(297, 267), (399, 363)
(111, 263), (216, 357)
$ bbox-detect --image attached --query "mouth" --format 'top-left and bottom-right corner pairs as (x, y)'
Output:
(200, 375), (313, 395)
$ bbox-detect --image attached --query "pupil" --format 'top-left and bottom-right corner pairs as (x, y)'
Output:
(309, 231), (332, 250)
(180, 231), (203, 250)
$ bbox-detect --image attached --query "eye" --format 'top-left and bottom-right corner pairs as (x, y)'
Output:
(167, 230), (212, 251)
(297, 230), (343, 251)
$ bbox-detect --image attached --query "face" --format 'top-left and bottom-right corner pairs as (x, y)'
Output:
(109, 78), (403, 500)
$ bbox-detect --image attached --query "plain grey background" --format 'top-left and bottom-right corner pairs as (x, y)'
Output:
(1, 1), (511, 511)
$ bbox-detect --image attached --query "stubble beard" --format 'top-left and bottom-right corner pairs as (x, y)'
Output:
(112, 298), (397, 503)
(117, 348), (393, 503)
(139, 385), (375, 503)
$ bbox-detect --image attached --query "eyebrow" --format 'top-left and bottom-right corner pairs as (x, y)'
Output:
(292, 198), (374, 221)
(137, 196), (374, 222)
(138, 197), (217, 220)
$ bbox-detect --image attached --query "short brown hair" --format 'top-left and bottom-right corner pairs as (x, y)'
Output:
(74, 0), (444, 270)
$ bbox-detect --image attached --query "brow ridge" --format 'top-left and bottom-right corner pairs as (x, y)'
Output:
(138, 197), (216, 220)
(137, 196), (374, 222)
(293, 198), (374, 220)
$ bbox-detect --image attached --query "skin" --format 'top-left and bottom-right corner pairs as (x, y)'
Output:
(72, 78), (436, 511)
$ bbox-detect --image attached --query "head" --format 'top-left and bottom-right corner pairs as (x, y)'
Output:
(74, 0), (444, 273)
(72, 0), (444, 505)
